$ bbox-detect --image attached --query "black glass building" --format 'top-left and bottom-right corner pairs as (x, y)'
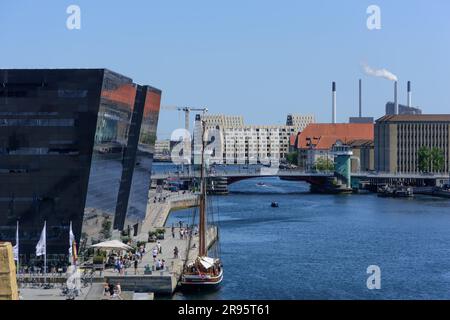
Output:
(0, 69), (161, 261)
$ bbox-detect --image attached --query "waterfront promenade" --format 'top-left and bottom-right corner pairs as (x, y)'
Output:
(138, 189), (198, 237)
(102, 189), (216, 295)
(18, 189), (215, 299)
(104, 224), (217, 295)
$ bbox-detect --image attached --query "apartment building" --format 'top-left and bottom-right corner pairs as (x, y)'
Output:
(194, 114), (314, 164)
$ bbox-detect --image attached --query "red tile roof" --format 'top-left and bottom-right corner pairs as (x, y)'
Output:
(289, 134), (297, 147)
(297, 123), (374, 150)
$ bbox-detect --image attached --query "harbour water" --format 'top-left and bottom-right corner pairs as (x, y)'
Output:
(162, 172), (450, 300)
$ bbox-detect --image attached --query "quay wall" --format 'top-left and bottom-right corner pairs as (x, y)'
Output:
(107, 274), (177, 295)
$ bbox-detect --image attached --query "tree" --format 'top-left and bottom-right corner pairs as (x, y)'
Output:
(100, 217), (112, 240)
(431, 147), (445, 172)
(313, 156), (334, 172)
(418, 147), (445, 172)
(418, 147), (431, 172)
(286, 151), (298, 165)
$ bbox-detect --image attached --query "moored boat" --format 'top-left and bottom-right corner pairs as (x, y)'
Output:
(181, 257), (223, 288)
(181, 116), (223, 290)
(378, 185), (413, 198)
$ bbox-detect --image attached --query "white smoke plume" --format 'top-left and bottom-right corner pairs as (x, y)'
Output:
(362, 63), (398, 81)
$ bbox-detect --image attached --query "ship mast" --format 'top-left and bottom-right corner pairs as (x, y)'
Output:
(198, 119), (207, 257)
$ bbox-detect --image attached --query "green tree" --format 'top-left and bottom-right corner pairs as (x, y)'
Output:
(418, 147), (431, 172)
(431, 147), (445, 172)
(418, 147), (445, 172)
(100, 217), (112, 240)
(313, 156), (334, 172)
(286, 151), (298, 165)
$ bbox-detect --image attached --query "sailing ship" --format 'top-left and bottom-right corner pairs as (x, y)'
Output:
(181, 119), (223, 289)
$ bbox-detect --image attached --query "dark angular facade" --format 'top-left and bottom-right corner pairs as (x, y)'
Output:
(0, 69), (161, 263)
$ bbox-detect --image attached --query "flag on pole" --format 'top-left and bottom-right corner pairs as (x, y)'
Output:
(68, 221), (78, 265)
(13, 221), (19, 261)
(36, 221), (46, 257)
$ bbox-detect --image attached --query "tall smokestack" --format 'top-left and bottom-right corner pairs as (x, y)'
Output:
(359, 79), (362, 117)
(407, 81), (411, 108)
(332, 81), (336, 124)
(394, 81), (398, 115)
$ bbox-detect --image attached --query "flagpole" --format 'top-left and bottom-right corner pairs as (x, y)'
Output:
(44, 221), (47, 285)
(16, 221), (19, 278)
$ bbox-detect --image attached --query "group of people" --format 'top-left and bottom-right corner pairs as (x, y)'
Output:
(153, 196), (167, 203)
(171, 222), (198, 240)
(150, 241), (168, 271)
(152, 241), (162, 260)
(155, 258), (166, 271)
(111, 245), (146, 275)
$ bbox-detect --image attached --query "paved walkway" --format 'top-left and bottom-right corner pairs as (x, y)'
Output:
(138, 190), (198, 240)
(103, 225), (217, 277)
(98, 189), (217, 294)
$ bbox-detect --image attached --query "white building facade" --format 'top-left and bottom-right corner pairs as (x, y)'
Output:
(193, 114), (314, 164)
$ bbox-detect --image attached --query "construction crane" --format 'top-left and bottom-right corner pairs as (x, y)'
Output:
(160, 105), (208, 131)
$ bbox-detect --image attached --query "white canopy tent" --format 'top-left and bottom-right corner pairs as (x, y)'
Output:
(90, 240), (133, 251)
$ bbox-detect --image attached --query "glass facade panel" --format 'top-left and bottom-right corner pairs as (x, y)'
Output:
(128, 87), (161, 221)
(0, 69), (161, 262)
(84, 70), (136, 221)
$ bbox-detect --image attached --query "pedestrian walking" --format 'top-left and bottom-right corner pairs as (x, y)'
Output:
(103, 281), (109, 296)
(152, 247), (158, 261)
(108, 283), (115, 296)
(119, 260), (124, 275)
(113, 283), (123, 300)
(157, 241), (162, 254)
(173, 246), (179, 259)
(134, 259), (138, 275)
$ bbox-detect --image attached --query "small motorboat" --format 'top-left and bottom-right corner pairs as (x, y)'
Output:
(377, 185), (413, 198)
(256, 182), (266, 187)
(271, 202), (279, 208)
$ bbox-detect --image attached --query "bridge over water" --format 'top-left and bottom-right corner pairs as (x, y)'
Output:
(151, 168), (449, 188)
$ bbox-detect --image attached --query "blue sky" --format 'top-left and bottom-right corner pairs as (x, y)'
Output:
(1, 0), (449, 138)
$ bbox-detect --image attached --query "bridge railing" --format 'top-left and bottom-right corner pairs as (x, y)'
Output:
(151, 168), (335, 179)
(151, 168), (450, 180)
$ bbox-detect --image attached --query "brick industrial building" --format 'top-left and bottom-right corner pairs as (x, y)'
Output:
(295, 123), (374, 171)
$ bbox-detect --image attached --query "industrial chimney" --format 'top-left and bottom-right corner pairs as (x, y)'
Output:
(332, 81), (336, 123)
(394, 81), (398, 115)
(359, 79), (362, 117)
(407, 81), (412, 108)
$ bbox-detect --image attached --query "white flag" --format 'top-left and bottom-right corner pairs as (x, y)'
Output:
(13, 221), (19, 261)
(36, 221), (46, 257)
(69, 221), (75, 259)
